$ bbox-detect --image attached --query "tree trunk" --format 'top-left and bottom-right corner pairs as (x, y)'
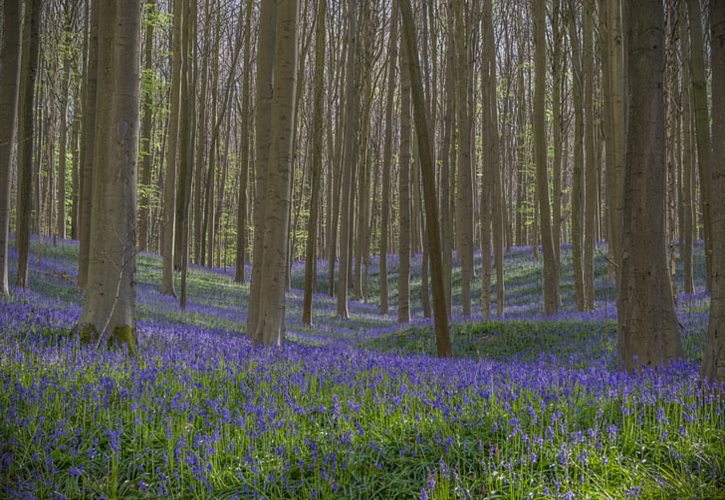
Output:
(701, 0), (725, 383)
(0, 0), (22, 295)
(483, 0), (505, 318)
(399, 0), (452, 358)
(78, 0), (99, 289)
(534, 0), (559, 315)
(161, 0), (183, 296)
(569, 1), (586, 311)
(583, 0), (596, 310)
(251, 0), (299, 346)
(78, 0), (141, 355)
(247, 0), (276, 337)
(687, 0), (713, 291)
(618, 0), (682, 371)
(679, 0), (695, 295)
(379, 0), (398, 316)
(302, 0), (326, 326)
(454, 0), (474, 317)
(336, 1), (360, 319)
(138, 0), (156, 252)
(15, 0), (42, 289)
(235, 0), (254, 284)
(398, 20), (411, 324)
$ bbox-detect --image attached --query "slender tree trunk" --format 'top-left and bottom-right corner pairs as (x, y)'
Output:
(398, 21), (412, 324)
(78, 0), (141, 355)
(569, 3), (586, 311)
(680, 1), (695, 295)
(379, 0), (398, 315)
(454, 0), (474, 317)
(138, 1), (156, 252)
(618, 0), (682, 371)
(336, 1), (360, 319)
(161, 0), (183, 296)
(583, 0), (596, 310)
(440, 11), (454, 315)
(0, 0), (22, 295)
(235, 0), (254, 284)
(302, 0), (326, 326)
(399, 0), (452, 358)
(483, 0), (504, 317)
(15, 0), (41, 289)
(534, 0), (559, 315)
(687, 0), (713, 290)
(701, 0), (725, 383)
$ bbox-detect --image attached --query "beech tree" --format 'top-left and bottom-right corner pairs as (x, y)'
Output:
(248, 0), (299, 345)
(15, 0), (42, 289)
(78, 0), (141, 354)
(0, 0), (22, 296)
(702, 0), (724, 382)
(618, 0), (682, 371)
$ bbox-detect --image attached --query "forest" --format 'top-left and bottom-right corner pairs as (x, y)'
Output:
(0, 0), (724, 497)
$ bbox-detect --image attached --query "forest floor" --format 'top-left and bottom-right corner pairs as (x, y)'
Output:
(1, 237), (723, 498)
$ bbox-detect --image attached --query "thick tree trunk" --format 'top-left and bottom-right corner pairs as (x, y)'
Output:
(701, 0), (725, 383)
(247, 1), (276, 337)
(78, 0), (140, 355)
(618, 0), (682, 371)
(252, 0), (299, 346)
(15, 0), (42, 289)
(0, 0), (22, 295)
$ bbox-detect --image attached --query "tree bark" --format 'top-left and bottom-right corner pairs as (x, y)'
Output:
(618, 0), (682, 371)
(399, 0), (452, 357)
(701, 0), (725, 382)
(235, 0), (254, 284)
(138, 0), (156, 252)
(398, 18), (412, 324)
(161, 0), (183, 296)
(0, 0), (22, 295)
(534, 0), (559, 315)
(247, 0), (276, 336)
(379, 0), (398, 316)
(302, 0), (326, 326)
(687, 0), (713, 291)
(336, 1), (360, 319)
(78, 0), (99, 289)
(78, 0), (141, 355)
(454, 0), (474, 317)
(252, 0), (299, 345)
(15, 0), (42, 289)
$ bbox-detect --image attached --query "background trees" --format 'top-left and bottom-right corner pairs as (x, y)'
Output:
(0, 0), (721, 377)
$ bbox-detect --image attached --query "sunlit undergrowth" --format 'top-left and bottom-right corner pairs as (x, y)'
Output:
(1, 238), (723, 498)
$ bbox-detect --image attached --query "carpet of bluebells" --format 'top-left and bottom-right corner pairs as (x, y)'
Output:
(1, 237), (723, 499)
